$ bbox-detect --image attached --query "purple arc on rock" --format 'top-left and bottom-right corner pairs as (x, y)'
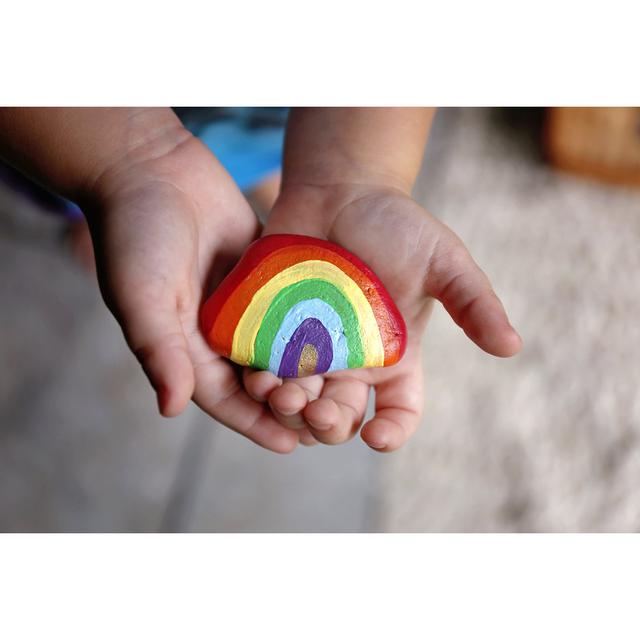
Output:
(277, 318), (333, 378)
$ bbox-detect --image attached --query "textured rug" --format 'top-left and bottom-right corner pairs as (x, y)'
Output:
(379, 108), (640, 532)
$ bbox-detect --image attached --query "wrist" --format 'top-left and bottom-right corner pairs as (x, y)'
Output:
(282, 159), (415, 196)
(280, 107), (433, 196)
(0, 107), (191, 209)
(274, 180), (413, 237)
(77, 108), (192, 206)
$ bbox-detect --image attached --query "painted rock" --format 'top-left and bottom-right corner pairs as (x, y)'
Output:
(200, 234), (406, 378)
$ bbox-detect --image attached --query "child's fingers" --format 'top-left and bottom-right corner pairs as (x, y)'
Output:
(360, 365), (424, 452)
(118, 301), (195, 418)
(303, 376), (370, 445)
(244, 369), (324, 431)
(298, 427), (319, 446)
(267, 376), (323, 430)
(427, 235), (522, 358)
(360, 407), (420, 452)
(268, 382), (309, 429)
(191, 356), (299, 453)
(243, 368), (282, 402)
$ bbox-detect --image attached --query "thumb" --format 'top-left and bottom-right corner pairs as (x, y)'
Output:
(111, 292), (196, 417)
(426, 234), (522, 357)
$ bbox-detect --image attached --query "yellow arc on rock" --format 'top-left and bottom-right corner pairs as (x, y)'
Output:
(231, 260), (385, 367)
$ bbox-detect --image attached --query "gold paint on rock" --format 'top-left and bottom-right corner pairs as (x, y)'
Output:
(297, 343), (319, 377)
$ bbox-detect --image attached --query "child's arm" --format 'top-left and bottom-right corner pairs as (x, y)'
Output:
(0, 108), (301, 453)
(0, 108), (189, 200)
(279, 107), (434, 193)
(244, 108), (522, 451)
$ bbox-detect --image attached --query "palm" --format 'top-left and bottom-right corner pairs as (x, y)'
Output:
(92, 137), (519, 453)
(242, 185), (521, 450)
(90, 138), (301, 452)
(293, 190), (437, 389)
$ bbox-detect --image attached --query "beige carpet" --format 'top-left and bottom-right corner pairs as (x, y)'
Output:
(378, 108), (640, 532)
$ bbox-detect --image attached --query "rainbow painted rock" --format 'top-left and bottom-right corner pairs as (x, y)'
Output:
(200, 234), (406, 378)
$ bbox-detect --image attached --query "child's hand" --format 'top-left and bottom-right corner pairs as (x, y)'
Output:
(0, 107), (519, 454)
(243, 183), (522, 451)
(86, 132), (300, 453)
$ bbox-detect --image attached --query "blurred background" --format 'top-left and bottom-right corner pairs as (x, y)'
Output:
(1, 107), (639, 532)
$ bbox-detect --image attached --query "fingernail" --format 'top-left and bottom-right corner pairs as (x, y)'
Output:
(278, 407), (301, 417)
(307, 420), (333, 431)
(367, 441), (387, 450)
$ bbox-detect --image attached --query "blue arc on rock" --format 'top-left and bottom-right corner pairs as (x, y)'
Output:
(268, 298), (349, 375)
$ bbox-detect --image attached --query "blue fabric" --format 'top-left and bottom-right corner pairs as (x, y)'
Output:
(0, 160), (83, 220)
(182, 107), (288, 191)
(196, 118), (285, 191)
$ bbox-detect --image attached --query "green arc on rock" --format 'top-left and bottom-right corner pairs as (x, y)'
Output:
(252, 279), (364, 370)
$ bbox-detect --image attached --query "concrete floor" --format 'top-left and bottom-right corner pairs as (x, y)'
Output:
(1, 108), (639, 532)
